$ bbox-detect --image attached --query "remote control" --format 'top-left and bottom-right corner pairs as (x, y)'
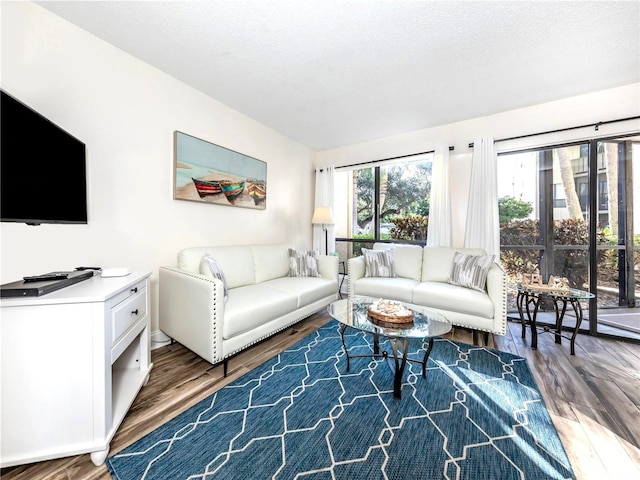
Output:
(23, 272), (69, 283)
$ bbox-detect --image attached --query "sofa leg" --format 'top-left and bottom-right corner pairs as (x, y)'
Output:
(471, 331), (490, 346)
(223, 359), (228, 378)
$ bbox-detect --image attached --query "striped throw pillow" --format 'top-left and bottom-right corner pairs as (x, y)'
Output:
(288, 249), (321, 277)
(448, 252), (495, 292)
(202, 254), (229, 303)
(363, 248), (396, 278)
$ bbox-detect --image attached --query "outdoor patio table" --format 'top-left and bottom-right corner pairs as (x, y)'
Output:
(516, 285), (595, 355)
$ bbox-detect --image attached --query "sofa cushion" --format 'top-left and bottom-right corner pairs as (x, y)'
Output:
(412, 281), (494, 319)
(196, 246), (256, 288)
(352, 277), (418, 303)
(448, 252), (495, 292)
(264, 277), (336, 308)
(223, 284), (298, 339)
(178, 247), (212, 273)
(363, 248), (396, 277)
(372, 242), (423, 280)
(253, 243), (292, 283)
(287, 248), (321, 277)
(421, 246), (487, 282)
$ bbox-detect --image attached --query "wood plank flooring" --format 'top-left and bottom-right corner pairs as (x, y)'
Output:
(2, 312), (639, 480)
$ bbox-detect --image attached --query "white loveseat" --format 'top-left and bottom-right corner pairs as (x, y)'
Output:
(348, 243), (507, 340)
(160, 243), (338, 373)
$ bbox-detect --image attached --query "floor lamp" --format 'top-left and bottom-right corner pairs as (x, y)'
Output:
(311, 206), (335, 255)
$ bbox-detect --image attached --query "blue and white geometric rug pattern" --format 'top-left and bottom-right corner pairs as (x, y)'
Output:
(106, 320), (576, 480)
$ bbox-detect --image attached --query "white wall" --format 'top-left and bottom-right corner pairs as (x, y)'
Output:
(317, 83), (640, 246)
(0, 2), (315, 335)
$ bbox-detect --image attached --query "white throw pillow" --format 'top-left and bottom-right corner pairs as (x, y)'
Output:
(288, 249), (320, 277)
(202, 254), (229, 302)
(448, 252), (495, 292)
(363, 248), (396, 278)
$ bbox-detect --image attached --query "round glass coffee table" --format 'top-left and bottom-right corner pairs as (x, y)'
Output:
(327, 296), (451, 399)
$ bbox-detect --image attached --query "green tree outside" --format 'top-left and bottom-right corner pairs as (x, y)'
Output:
(355, 163), (431, 233)
(498, 196), (533, 223)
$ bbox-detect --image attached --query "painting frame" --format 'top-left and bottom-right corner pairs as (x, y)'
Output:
(173, 131), (267, 210)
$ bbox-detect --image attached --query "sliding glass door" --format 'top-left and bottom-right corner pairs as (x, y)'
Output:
(498, 143), (592, 333)
(498, 134), (640, 342)
(591, 136), (640, 340)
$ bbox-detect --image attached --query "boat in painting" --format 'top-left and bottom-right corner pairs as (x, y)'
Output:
(192, 178), (222, 197)
(247, 180), (266, 205)
(220, 180), (245, 203)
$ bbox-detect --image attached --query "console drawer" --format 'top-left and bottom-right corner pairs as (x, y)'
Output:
(112, 289), (147, 343)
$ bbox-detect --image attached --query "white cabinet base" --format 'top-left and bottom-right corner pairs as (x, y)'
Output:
(1, 272), (152, 468)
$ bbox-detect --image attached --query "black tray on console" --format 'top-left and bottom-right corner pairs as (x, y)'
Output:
(1, 270), (94, 298)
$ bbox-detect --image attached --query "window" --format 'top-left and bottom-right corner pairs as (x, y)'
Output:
(553, 183), (566, 208)
(578, 182), (589, 211)
(334, 155), (433, 257)
(598, 180), (608, 210)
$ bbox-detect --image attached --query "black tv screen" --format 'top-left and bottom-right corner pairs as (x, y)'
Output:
(1, 89), (87, 225)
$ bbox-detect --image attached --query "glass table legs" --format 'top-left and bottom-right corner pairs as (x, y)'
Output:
(338, 324), (436, 398)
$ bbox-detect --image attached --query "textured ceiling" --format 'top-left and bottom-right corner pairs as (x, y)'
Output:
(36, 1), (640, 150)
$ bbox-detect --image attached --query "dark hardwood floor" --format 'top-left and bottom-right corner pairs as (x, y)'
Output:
(2, 312), (639, 480)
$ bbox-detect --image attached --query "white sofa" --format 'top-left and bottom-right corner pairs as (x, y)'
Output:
(159, 243), (338, 373)
(348, 243), (507, 340)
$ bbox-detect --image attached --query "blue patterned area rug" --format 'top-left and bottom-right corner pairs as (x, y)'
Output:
(106, 320), (575, 480)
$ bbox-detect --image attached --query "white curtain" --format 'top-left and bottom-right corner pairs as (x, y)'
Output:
(426, 145), (452, 246)
(314, 166), (335, 254)
(464, 137), (500, 257)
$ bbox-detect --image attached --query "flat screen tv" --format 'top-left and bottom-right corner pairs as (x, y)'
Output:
(1, 89), (88, 225)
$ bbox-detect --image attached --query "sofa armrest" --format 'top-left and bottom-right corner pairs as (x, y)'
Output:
(159, 266), (225, 364)
(486, 263), (508, 335)
(347, 256), (366, 297)
(317, 254), (339, 282)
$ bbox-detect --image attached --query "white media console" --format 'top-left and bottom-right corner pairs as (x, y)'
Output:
(0, 271), (153, 467)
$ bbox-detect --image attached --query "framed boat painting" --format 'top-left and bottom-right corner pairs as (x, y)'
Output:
(173, 131), (267, 210)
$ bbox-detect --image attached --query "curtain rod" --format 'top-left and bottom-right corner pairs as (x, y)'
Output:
(324, 146), (454, 171)
(467, 116), (640, 148)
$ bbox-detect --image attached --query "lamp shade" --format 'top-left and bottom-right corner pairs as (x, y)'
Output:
(311, 206), (334, 225)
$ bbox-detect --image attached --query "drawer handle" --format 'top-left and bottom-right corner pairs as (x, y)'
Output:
(132, 309), (139, 315)
(131, 287), (138, 293)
